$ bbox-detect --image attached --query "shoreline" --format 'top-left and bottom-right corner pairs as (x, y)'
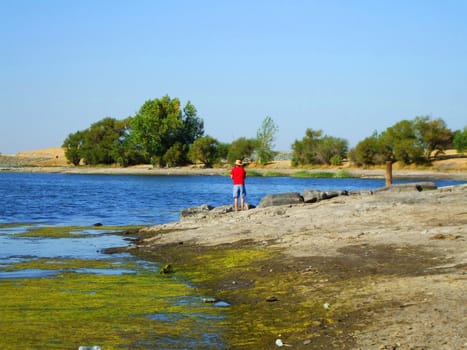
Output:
(126, 183), (467, 349)
(2, 165), (467, 180)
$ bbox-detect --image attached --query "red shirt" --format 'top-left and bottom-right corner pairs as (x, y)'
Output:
(231, 165), (246, 185)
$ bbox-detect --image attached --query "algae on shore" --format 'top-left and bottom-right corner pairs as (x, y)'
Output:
(0, 257), (230, 349)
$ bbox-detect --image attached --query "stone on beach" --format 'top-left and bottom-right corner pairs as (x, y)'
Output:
(258, 192), (304, 208)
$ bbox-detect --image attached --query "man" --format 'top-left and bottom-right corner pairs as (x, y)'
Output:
(230, 159), (247, 211)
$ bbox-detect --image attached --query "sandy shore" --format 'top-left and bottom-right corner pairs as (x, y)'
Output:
(127, 183), (466, 349)
(2, 164), (467, 181)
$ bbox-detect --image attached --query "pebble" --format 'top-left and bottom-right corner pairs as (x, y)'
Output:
(202, 297), (218, 303)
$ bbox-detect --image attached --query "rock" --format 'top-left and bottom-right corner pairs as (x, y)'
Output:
(430, 233), (462, 240)
(159, 264), (174, 274)
(321, 190), (341, 200)
(202, 297), (218, 303)
(210, 205), (233, 215)
(302, 189), (348, 203)
(302, 189), (323, 203)
(374, 182), (437, 192)
(266, 296), (279, 302)
(258, 192), (304, 208)
(180, 204), (214, 221)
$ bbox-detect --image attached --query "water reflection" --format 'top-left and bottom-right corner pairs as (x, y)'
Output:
(0, 224), (136, 279)
(0, 269), (59, 279)
(0, 234), (130, 261)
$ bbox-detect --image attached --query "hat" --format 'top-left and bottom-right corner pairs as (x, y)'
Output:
(235, 159), (242, 166)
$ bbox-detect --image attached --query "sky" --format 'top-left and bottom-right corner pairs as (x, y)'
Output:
(1, 0), (466, 155)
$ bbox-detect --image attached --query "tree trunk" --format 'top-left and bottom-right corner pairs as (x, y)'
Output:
(385, 161), (393, 186)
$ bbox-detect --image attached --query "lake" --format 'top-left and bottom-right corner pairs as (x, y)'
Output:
(1, 172), (463, 227)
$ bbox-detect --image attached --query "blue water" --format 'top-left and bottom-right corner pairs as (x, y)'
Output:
(1, 172), (464, 227)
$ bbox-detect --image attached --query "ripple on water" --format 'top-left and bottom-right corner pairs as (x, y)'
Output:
(0, 269), (58, 279)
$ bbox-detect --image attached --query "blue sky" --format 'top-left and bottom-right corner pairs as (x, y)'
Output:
(1, 0), (466, 154)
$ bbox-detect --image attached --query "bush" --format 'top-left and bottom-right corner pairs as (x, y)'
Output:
(453, 127), (467, 153)
(330, 154), (342, 166)
(291, 129), (348, 166)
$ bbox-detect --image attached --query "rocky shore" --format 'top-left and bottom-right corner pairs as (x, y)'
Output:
(126, 182), (466, 349)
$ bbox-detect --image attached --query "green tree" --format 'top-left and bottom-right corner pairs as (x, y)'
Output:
(255, 116), (278, 164)
(314, 135), (348, 165)
(227, 137), (256, 164)
(78, 117), (128, 165)
(353, 131), (385, 166)
(163, 142), (186, 167)
(109, 117), (148, 167)
(179, 101), (204, 145)
(380, 119), (424, 165)
(130, 96), (204, 166)
(354, 116), (453, 167)
(130, 96), (184, 166)
(291, 129), (323, 166)
(292, 129), (348, 166)
(216, 142), (230, 162)
(413, 116), (452, 159)
(453, 126), (467, 153)
(62, 118), (134, 166)
(188, 135), (220, 167)
(62, 130), (84, 166)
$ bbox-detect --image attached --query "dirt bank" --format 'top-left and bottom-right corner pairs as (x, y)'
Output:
(127, 184), (466, 349)
(1, 147), (467, 180)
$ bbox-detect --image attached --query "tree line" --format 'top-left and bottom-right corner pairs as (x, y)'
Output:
(62, 95), (279, 167)
(62, 95), (467, 167)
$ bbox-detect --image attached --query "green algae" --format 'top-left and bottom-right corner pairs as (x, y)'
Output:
(0, 261), (227, 350)
(0, 222), (35, 228)
(0, 257), (137, 272)
(134, 245), (358, 349)
(2, 220), (438, 349)
(12, 225), (142, 238)
(132, 243), (443, 348)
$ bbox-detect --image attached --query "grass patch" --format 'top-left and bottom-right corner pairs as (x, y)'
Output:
(262, 171), (288, 177)
(291, 170), (356, 179)
(334, 170), (356, 178)
(291, 171), (335, 178)
(245, 170), (263, 177)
